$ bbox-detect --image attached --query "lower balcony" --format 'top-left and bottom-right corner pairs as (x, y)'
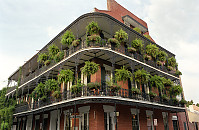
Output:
(14, 86), (185, 115)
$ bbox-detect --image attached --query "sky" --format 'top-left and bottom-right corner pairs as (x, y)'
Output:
(0, 0), (199, 103)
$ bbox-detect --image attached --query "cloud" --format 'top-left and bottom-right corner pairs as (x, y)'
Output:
(144, 0), (199, 102)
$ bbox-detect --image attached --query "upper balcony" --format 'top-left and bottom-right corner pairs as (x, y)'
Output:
(6, 12), (180, 97)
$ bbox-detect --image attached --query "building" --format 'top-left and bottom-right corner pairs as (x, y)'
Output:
(6, 0), (189, 130)
(187, 105), (199, 130)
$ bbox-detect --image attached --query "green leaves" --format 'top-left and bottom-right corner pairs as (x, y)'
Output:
(58, 69), (74, 84)
(170, 85), (182, 96)
(145, 43), (159, 60)
(115, 66), (132, 82)
(48, 44), (60, 59)
(158, 50), (168, 62)
(71, 79), (83, 94)
(45, 79), (59, 92)
(134, 68), (150, 85)
(108, 38), (120, 48)
(150, 75), (164, 91)
(86, 21), (100, 35)
(37, 53), (48, 63)
(61, 30), (75, 47)
(133, 27), (141, 34)
(114, 28), (128, 43)
(81, 61), (99, 76)
(131, 38), (143, 54)
(168, 57), (177, 67)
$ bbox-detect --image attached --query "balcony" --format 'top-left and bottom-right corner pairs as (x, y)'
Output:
(14, 84), (185, 115)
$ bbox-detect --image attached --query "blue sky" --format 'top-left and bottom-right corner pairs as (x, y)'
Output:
(0, 0), (199, 103)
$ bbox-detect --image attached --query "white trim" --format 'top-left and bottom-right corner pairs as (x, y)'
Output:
(172, 116), (178, 120)
(6, 47), (179, 96)
(78, 106), (90, 113)
(103, 105), (114, 112)
(131, 108), (140, 114)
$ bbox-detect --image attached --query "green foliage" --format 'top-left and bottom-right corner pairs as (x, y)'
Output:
(86, 35), (101, 46)
(87, 82), (101, 90)
(144, 54), (152, 61)
(108, 38), (120, 48)
(168, 57), (177, 68)
(175, 70), (182, 76)
(45, 79), (59, 92)
(31, 82), (48, 101)
(114, 28), (128, 43)
(44, 60), (51, 66)
(86, 21), (100, 35)
(161, 94), (170, 101)
(170, 85), (183, 96)
(48, 44), (60, 59)
(180, 99), (187, 105)
(0, 87), (16, 130)
(37, 53), (48, 63)
(187, 100), (194, 107)
(172, 97), (179, 105)
(145, 43), (159, 60)
(158, 50), (168, 62)
(72, 39), (80, 47)
(61, 30), (76, 47)
(156, 61), (162, 66)
(133, 27), (141, 34)
(162, 77), (173, 87)
(58, 69), (74, 84)
(71, 80), (83, 94)
(81, 61), (99, 76)
(115, 66), (132, 82)
(167, 66), (173, 71)
(131, 38), (143, 54)
(150, 75), (164, 91)
(149, 91), (157, 97)
(134, 69), (150, 85)
(144, 34), (150, 39)
(127, 47), (137, 53)
(131, 87), (141, 94)
(52, 90), (61, 99)
(54, 51), (64, 63)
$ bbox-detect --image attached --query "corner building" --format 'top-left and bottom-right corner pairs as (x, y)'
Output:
(6, 0), (189, 130)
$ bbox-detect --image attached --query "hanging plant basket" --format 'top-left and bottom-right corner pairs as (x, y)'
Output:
(86, 35), (101, 46)
(108, 38), (120, 48)
(72, 39), (80, 47)
(81, 61), (99, 76)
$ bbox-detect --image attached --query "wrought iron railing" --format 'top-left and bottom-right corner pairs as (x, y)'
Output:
(14, 85), (184, 114)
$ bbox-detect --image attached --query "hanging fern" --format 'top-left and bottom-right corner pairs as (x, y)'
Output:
(169, 85), (182, 96)
(115, 66), (132, 82)
(134, 69), (150, 85)
(145, 43), (159, 60)
(108, 38), (120, 48)
(58, 69), (74, 84)
(150, 75), (164, 91)
(45, 79), (59, 91)
(48, 44), (60, 59)
(54, 51), (64, 63)
(114, 28), (128, 43)
(81, 61), (99, 76)
(61, 30), (75, 47)
(131, 38), (143, 54)
(37, 53), (48, 63)
(86, 21), (100, 35)
(168, 57), (177, 68)
(157, 50), (168, 62)
(71, 79), (84, 94)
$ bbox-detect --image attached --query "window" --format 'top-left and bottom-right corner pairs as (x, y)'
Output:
(132, 114), (139, 130)
(104, 112), (114, 130)
(172, 120), (178, 130)
(146, 110), (154, 130)
(79, 113), (89, 130)
(162, 112), (169, 130)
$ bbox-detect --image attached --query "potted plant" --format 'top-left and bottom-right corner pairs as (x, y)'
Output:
(161, 94), (170, 102)
(162, 77), (173, 91)
(175, 70), (182, 76)
(134, 69), (150, 89)
(169, 85), (182, 97)
(145, 43), (159, 61)
(72, 39), (80, 47)
(48, 44), (60, 59)
(71, 80), (84, 94)
(81, 61), (99, 76)
(54, 51), (64, 63)
(179, 99), (187, 106)
(108, 38), (120, 48)
(133, 27), (141, 34)
(149, 91), (157, 99)
(172, 98), (179, 105)
(37, 53), (48, 65)
(150, 75), (164, 96)
(45, 79), (60, 95)
(167, 57), (177, 71)
(52, 90), (61, 99)
(114, 28), (128, 43)
(58, 69), (74, 85)
(131, 87), (141, 95)
(86, 21), (100, 35)
(86, 34), (101, 46)
(157, 50), (168, 66)
(61, 30), (76, 48)
(106, 79), (121, 93)
(87, 82), (101, 90)
(115, 66), (132, 82)
(32, 82), (49, 102)
(129, 38), (143, 54)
